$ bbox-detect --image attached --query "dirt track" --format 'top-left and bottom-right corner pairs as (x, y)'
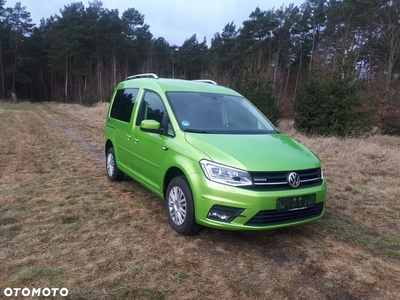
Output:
(1, 102), (400, 299)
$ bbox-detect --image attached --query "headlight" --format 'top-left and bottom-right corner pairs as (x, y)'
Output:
(200, 160), (253, 186)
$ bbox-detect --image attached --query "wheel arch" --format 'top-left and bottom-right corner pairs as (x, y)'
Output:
(163, 167), (186, 199)
(105, 139), (114, 157)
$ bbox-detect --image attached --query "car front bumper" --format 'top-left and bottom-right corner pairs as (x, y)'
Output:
(189, 174), (327, 230)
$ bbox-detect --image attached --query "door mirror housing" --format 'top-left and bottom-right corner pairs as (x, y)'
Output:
(140, 119), (163, 133)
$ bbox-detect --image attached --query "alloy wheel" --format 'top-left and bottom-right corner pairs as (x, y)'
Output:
(168, 186), (187, 226)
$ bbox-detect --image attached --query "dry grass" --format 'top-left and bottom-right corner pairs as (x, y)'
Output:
(280, 120), (400, 237)
(0, 103), (399, 299)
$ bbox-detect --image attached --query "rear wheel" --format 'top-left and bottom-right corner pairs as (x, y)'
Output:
(166, 176), (202, 235)
(106, 147), (124, 181)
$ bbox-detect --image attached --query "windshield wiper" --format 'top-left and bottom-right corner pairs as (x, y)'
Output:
(183, 129), (212, 134)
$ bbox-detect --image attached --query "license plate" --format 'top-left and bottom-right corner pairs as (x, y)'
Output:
(276, 194), (316, 211)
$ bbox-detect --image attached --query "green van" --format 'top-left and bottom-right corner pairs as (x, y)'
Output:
(105, 73), (326, 235)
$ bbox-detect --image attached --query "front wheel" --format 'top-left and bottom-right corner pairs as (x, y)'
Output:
(106, 147), (124, 181)
(166, 176), (202, 235)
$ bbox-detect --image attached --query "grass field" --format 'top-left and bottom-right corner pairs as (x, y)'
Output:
(1, 101), (399, 299)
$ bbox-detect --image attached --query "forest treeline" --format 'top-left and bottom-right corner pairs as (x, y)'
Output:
(0, 0), (399, 134)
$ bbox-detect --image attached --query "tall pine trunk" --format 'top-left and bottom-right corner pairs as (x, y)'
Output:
(97, 60), (103, 103)
(12, 31), (18, 91)
(112, 51), (117, 88)
(295, 45), (303, 96)
(64, 56), (68, 102)
(0, 38), (4, 99)
(283, 61), (291, 101)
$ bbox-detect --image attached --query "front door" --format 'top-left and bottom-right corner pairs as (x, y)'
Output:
(132, 90), (174, 193)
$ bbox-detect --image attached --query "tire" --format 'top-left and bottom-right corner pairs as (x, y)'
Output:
(166, 176), (202, 235)
(106, 147), (124, 181)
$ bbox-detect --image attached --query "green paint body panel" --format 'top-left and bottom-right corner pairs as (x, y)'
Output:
(105, 78), (327, 231)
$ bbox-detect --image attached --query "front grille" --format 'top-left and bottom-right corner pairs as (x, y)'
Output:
(246, 168), (322, 191)
(245, 203), (324, 226)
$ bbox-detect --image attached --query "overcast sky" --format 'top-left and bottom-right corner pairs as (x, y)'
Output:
(5, 0), (305, 46)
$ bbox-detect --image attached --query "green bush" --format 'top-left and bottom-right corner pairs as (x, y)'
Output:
(381, 112), (400, 135)
(293, 70), (372, 136)
(380, 95), (400, 135)
(238, 70), (281, 126)
(81, 89), (99, 107)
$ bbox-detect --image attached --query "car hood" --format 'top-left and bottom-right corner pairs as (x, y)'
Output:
(185, 133), (320, 171)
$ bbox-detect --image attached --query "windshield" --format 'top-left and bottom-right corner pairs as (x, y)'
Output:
(166, 92), (277, 134)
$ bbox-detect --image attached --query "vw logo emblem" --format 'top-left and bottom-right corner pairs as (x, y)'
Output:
(287, 172), (300, 188)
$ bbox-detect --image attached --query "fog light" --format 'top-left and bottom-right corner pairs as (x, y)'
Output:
(207, 205), (245, 223)
(209, 212), (230, 221)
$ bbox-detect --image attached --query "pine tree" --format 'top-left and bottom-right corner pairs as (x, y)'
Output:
(7, 2), (34, 93)
(293, 69), (372, 136)
(238, 69), (281, 126)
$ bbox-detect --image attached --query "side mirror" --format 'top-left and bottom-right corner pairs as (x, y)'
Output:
(140, 119), (163, 133)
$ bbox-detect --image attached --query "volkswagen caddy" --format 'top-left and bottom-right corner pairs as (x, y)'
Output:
(105, 73), (326, 235)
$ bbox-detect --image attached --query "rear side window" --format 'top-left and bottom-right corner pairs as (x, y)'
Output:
(110, 88), (139, 122)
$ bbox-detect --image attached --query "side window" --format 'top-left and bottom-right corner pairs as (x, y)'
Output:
(110, 90), (123, 119)
(110, 88), (139, 123)
(137, 91), (167, 125)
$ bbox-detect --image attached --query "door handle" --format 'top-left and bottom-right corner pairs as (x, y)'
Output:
(126, 135), (131, 140)
(134, 138), (139, 144)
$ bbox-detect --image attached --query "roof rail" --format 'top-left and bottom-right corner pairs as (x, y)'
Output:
(125, 73), (159, 80)
(192, 79), (218, 85)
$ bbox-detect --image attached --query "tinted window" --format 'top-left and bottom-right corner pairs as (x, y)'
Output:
(110, 90), (123, 119)
(110, 88), (139, 122)
(137, 91), (166, 125)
